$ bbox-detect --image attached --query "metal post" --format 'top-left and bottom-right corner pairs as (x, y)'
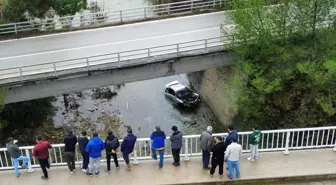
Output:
(25, 149), (34, 173)
(205, 39), (208, 52)
(53, 62), (57, 76)
(220, 0), (222, 7)
(191, 1), (194, 11)
(144, 7), (147, 19)
(213, 0), (216, 7)
(133, 146), (139, 165)
(86, 58), (90, 73)
(117, 53), (121, 67)
(147, 48), (150, 60)
(120, 11), (123, 22)
(184, 138), (190, 161)
(19, 67), (23, 83)
(176, 44), (179, 56)
(14, 24), (18, 34)
(284, 131), (290, 155)
(168, 4), (170, 15)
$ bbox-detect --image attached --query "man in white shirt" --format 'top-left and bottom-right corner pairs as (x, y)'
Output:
(224, 137), (242, 179)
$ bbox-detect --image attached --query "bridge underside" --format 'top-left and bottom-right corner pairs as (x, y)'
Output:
(4, 51), (236, 104)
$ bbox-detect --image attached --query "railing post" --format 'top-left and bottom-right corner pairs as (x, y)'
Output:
(14, 24), (18, 34)
(117, 53), (121, 67)
(184, 138), (190, 161)
(133, 145), (139, 165)
(19, 67), (23, 83)
(120, 11), (123, 22)
(86, 57), (90, 74)
(144, 7), (147, 19)
(147, 48), (150, 60)
(176, 44), (179, 56)
(205, 39), (208, 52)
(213, 0), (216, 7)
(220, 0), (222, 7)
(191, 1), (194, 11)
(284, 131), (290, 155)
(53, 62), (57, 76)
(168, 4), (170, 15)
(25, 149), (34, 173)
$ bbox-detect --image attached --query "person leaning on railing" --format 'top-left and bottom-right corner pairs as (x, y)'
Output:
(121, 127), (137, 171)
(6, 137), (30, 177)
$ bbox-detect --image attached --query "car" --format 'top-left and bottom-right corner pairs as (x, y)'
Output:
(164, 81), (201, 107)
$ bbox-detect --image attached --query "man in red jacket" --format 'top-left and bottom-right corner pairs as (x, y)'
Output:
(33, 136), (52, 180)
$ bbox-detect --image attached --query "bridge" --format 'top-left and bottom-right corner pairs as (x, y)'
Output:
(0, 11), (236, 104)
(0, 126), (336, 184)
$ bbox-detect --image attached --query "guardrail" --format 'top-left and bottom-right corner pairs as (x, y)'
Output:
(0, 0), (228, 35)
(0, 33), (235, 86)
(0, 126), (335, 171)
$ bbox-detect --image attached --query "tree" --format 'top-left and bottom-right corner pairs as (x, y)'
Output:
(52, 0), (87, 17)
(224, 0), (336, 129)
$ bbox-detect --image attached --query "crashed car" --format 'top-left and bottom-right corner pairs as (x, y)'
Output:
(164, 81), (201, 107)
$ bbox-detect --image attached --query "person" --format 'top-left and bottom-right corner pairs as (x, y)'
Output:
(121, 127), (137, 171)
(224, 137), (242, 179)
(224, 125), (238, 151)
(6, 137), (30, 177)
(169, 126), (183, 166)
(32, 136), (52, 180)
(85, 132), (105, 176)
(105, 130), (120, 172)
(248, 125), (262, 161)
(150, 126), (166, 168)
(200, 126), (213, 169)
(64, 130), (77, 174)
(210, 136), (225, 177)
(78, 131), (89, 173)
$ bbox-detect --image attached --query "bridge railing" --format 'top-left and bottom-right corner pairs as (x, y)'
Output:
(0, 34), (231, 86)
(0, 0), (228, 35)
(0, 126), (335, 170)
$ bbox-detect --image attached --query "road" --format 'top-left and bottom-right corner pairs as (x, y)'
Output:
(0, 12), (231, 70)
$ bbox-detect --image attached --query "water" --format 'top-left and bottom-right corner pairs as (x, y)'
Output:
(53, 74), (224, 138)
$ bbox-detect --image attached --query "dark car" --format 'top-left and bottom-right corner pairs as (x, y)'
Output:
(164, 81), (201, 107)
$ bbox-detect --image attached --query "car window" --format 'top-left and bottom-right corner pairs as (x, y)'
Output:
(166, 88), (175, 96)
(176, 88), (192, 99)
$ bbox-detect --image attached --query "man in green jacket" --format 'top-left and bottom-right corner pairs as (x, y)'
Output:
(248, 126), (262, 161)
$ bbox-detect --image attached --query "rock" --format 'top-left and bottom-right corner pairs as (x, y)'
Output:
(62, 112), (66, 115)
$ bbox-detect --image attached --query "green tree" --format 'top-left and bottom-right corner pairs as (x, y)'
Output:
(225, 0), (336, 129)
(52, 0), (87, 16)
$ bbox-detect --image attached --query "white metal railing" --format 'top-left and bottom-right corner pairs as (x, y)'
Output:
(0, 0), (228, 35)
(0, 34), (233, 86)
(0, 126), (335, 171)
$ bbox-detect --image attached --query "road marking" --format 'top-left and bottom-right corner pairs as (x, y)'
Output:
(0, 27), (222, 61)
(0, 11), (225, 44)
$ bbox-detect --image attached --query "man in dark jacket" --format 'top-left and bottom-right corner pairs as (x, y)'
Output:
(169, 126), (183, 166)
(121, 127), (137, 171)
(64, 130), (77, 174)
(105, 130), (120, 172)
(150, 126), (166, 168)
(210, 136), (225, 177)
(33, 136), (52, 180)
(85, 132), (105, 176)
(6, 137), (31, 177)
(78, 131), (89, 173)
(224, 125), (238, 151)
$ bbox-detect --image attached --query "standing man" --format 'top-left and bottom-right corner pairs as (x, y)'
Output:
(6, 137), (31, 177)
(64, 130), (77, 174)
(32, 136), (52, 180)
(210, 136), (225, 177)
(224, 137), (242, 179)
(200, 126), (213, 169)
(105, 130), (120, 173)
(78, 131), (89, 173)
(85, 132), (105, 176)
(248, 126), (262, 161)
(224, 125), (238, 150)
(121, 127), (137, 171)
(150, 126), (166, 168)
(169, 126), (183, 166)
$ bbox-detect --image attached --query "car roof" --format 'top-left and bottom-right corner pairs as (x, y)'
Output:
(170, 84), (187, 92)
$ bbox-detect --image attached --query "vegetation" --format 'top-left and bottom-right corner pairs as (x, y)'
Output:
(224, 0), (336, 129)
(1, 0), (87, 22)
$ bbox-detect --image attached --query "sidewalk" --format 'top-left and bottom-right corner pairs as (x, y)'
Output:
(0, 149), (335, 185)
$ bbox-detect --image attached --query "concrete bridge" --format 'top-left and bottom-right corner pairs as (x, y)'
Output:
(0, 12), (236, 104)
(0, 126), (336, 184)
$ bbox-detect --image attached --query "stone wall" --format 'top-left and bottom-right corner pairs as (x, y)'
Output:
(188, 67), (236, 126)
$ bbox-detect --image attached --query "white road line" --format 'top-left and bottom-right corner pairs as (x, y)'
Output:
(0, 11), (225, 44)
(0, 27), (220, 61)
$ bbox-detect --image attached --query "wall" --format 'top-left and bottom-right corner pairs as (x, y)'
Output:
(188, 66), (236, 126)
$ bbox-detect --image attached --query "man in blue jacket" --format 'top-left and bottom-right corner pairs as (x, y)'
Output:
(150, 126), (166, 168)
(85, 132), (105, 176)
(121, 127), (137, 171)
(224, 125), (238, 169)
